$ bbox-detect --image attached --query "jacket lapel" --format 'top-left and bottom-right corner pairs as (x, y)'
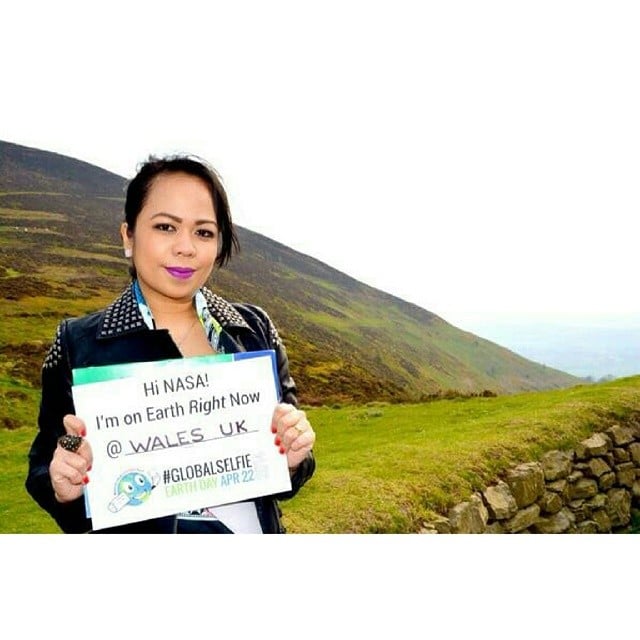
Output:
(96, 284), (253, 355)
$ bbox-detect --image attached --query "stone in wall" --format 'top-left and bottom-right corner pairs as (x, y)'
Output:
(533, 508), (571, 533)
(629, 442), (640, 465)
(613, 448), (631, 463)
(430, 515), (452, 534)
(419, 517), (451, 534)
(502, 504), (540, 533)
(569, 478), (598, 501)
(482, 481), (518, 520)
(546, 479), (569, 500)
(606, 488), (631, 528)
(592, 509), (612, 533)
(628, 418), (640, 439)
(448, 493), (488, 533)
(539, 491), (563, 515)
(568, 499), (587, 523)
(419, 524), (438, 534)
(598, 472), (616, 491)
(616, 463), (636, 488)
(586, 457), (611, 478)
(607, 425), (635, 447)
(576, 521), (599, 533)
(505, 462), (545, 508)
(575, 433), (611, 460)
(576, 462), (592, 474)
(540, 450), (573, 481)
(587, 493), (607, 511)
(567, 470), (583, 483)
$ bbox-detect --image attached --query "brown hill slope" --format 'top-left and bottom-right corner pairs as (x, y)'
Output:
(0, 139), (580, 405)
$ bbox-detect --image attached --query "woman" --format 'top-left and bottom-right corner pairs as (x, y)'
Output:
(25, 155), (316, 533)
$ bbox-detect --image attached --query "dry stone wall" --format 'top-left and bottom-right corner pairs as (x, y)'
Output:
(424, 422), (640, 534)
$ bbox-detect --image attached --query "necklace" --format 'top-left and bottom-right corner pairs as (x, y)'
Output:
(174, 316), (199, 347)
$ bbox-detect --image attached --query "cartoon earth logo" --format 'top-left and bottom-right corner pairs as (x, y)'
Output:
(108, 470), (159, 513)
(117, 471), (154, 505)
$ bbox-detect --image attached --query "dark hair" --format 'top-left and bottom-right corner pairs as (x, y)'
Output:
(124, 155), (239, 270)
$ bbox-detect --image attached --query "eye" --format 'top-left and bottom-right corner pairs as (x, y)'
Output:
(196, 228), (216, 239)
(123, 482), (134, 494)
(135, 474), (146, 486)
(154, 223), (175, 232)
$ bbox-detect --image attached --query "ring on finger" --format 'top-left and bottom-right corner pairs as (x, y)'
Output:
(293, 423), (307, 435)
(58, 434), (83, 452)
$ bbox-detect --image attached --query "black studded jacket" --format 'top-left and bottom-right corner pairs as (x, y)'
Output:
(25, 284), (315, 534)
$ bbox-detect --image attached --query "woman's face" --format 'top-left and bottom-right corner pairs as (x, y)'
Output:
(121, 171), (219, 304)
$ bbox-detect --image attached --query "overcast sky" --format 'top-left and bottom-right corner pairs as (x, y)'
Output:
(2, 1), (639, 327)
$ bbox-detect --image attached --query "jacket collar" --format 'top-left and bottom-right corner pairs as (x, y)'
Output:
(97, 284), (250, 339)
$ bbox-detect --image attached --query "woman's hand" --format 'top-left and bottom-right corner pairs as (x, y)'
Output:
(271, 403), (316, 472)
(50, 415), (93, 503)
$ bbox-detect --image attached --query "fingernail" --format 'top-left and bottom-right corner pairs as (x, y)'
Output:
(275, 436), (281, 446)
(80, 428), (87, 437)
(82, 476), (90, 485)
(87, 465), (92, 472)
(279, 446), (286, 455)
(271, 425), (277, 434)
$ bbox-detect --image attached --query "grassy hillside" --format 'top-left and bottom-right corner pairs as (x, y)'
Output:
(4, 376), (640, 534)
(0, 139), (579, 408)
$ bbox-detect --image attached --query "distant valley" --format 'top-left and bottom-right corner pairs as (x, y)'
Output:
(448, 312), (640, 381)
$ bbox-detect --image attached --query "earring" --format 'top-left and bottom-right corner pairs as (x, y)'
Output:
(124, 248), (132, 258)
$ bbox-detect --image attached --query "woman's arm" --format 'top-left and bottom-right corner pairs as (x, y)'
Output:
(267, 314), (316, 498)
(25, 321), (91, 533)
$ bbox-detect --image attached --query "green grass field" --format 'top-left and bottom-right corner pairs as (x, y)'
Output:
(280, 376), (640, 532)
(4, 375), (640, 534)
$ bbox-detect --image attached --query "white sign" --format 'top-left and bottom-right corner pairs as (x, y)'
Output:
(71, 350), (291, 531)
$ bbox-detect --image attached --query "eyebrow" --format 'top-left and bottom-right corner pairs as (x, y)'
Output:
(150, 212), (218, 227)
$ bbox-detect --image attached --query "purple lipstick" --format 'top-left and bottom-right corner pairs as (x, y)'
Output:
(165, 266), (195, 280)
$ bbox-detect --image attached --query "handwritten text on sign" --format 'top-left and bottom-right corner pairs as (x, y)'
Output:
(71, 351), (291, 531)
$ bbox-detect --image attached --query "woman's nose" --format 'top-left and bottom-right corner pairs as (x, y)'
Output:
(173, 230), (196, 256)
